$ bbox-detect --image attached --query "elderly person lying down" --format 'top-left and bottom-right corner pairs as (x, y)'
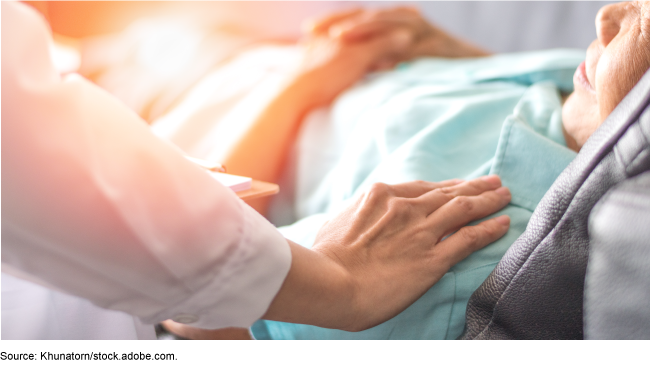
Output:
(155, 2), (650, 339)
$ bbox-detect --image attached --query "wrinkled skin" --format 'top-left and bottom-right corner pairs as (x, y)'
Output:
(310, 3), (650, 151)
(562, 2), (650, 150)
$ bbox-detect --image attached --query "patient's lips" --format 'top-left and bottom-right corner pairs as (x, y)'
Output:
(575, 61), (595, 93)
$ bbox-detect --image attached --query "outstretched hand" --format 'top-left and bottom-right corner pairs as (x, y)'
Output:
(290, 6), (490, 112)
(292, 23), (412, 109)
(264, 176), (510, 331)
(304, 7), (491, 71)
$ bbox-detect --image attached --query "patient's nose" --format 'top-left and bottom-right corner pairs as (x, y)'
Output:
(595, 3), (624, 47)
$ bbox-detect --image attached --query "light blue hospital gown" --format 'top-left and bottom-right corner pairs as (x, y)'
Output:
(253, 50), (584, 340)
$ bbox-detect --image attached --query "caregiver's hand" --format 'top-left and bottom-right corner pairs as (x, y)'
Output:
(305, 7), (491, 71)
(264, 175), (511, 331)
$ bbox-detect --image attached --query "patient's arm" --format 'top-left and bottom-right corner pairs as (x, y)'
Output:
(306, 7), (491, 70)
(222, 30), (412, 215)
(220, 8), (487, 216)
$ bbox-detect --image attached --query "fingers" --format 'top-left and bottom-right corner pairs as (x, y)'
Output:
(304, 8), (364, 35)
(334, 8), (423, 42)
(360, 175), (502, 209)
(353, 179), (464, 225)
(356, 176), (508, 225)
(408, 175), (502, 215)
(387, 179), (464, 198)
(336, 18), (411, 42)
(358, 28), (413, 62)
(436, 175), (503, 197)
(334, 19), (398, 41)
(306, 7), (419, 39)
(433, 215), (511, 270)
(427, 186), (511, 239)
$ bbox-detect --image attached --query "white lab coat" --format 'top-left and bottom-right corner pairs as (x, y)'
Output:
(1, 2), (291, 339)
(1, 274), (157, 340)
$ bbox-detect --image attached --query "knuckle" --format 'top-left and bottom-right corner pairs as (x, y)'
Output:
(458, 227), (480, 248)
(439, 186), (455, 195)
(387, 197), (410, 215)
(481, 222), (498, 238)
(470, 178), (488, 189)
(429, 188), (454, 205)
(595, 5), (609, 24)
(486, 190), (507, 206)
(369, 182), (390, 195)
(420, 180), (440, 191)
(410, 179), (431, 191)
(367, 182), (391, 202)
(412, 180), (427, 186)
(413, 229), (431, 243)
(452, 196), (474, 213)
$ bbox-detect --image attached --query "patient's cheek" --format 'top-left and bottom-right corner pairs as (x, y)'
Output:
(561, 92), (600, 151)
(597, 52), (650, 121)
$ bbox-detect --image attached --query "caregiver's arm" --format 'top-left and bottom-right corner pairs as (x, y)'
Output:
(3, 2), (509, 334)
(3, 1), (293, 330)
(265, 177), (511, 331)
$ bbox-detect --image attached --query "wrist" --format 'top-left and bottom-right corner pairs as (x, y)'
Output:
(312, 247), (362, 330)
(263, 241), (359, 330)
(282, 72), (326, 113)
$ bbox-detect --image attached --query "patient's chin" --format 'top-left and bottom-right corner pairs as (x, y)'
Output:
(561, 92), (601, 151)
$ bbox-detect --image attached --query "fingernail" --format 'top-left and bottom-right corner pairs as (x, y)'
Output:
(496, 215), (510, 226)
(450, 179), (464, 184)
(481, 175), (500, 185)
(495, 186), (510, 197)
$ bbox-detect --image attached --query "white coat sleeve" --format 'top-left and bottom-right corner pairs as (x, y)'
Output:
(1, 2), (291, 329)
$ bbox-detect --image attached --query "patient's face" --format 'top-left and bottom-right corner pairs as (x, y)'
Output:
(562, 1), (650, 151)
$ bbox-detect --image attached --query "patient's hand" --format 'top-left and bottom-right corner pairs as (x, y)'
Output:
(292, 24), (411, 109)
(305, 7), (491, 71)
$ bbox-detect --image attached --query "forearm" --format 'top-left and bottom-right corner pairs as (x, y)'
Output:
(3, 3), (294, 330)
(221, 76), (314, 186)
(220, 30), (411, 194)
(160, 238), (356, 339)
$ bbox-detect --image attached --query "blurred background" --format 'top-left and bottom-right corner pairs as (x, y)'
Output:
(30, 1), (613, 52)
(25, 1), (615, 131)
(25, 0), (614, 158)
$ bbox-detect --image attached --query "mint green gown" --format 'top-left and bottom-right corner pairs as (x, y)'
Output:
(253, 50), (583, 340)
